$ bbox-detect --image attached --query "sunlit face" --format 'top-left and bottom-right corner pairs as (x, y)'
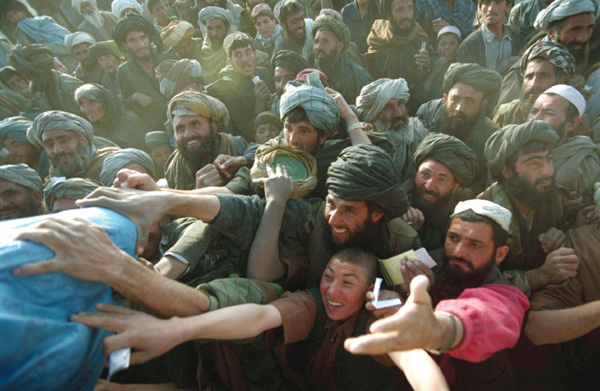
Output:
(173, 115), (214, 154)
(206, 18), (228, 45)
(255, 123), (280, 144)
(376, 98), (407, 131)
(97, 54), (121, 73)
(274, 66), (296, 95)
(41, 129), (87, 165)
(229, 44), (257, 77)
(314, 29), (342, 64)
(6, 10), (26, 25)
(444, 218), (501, 273)
(551, 12), (595, 51)
(437, 34), (459, 61)
(415, 159), (459, 206)
(0, 179), (40, 221)
(528, 93), (577, 141)
(2, 137), (39, 167)
(320, 258), (371, 321)
(282, 10), (305, 40)
(123, 31), (151, 60)
(78, 97), (105, 123)
(522, 60), (559, 104)
(478, 0), (511, 28)
(443, 82), (486, 125)
(390, 0), (413, 30)
(283, 119), (327, 154)
(254, 14), (276, 38)
(325, 194), (377, 245)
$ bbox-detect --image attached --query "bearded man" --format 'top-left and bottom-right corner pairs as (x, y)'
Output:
(64, 32), (104, 84)
(0, 163), (42, 221)
(356, 77), (427, 182)
(71, 0), (119, 42)
(197, 6), (235, 85)
(27, 110), (119, 180)
(416, 63), (502, 193)
(0, 117), (49, 178)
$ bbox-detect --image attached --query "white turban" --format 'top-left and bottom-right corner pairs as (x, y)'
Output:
(111, 0), (143, 18)
(355, 78), (410, 123)
(72, 0), (98, 14)
(544, 84), (586, 117)
(452, 200), (512, 233)
(534, 0), (599, 32)
(64, 32), (96, 52)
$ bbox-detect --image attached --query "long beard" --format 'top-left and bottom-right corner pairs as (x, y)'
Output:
(505, 172), (557, 209)
(429, 254), (495, 305)
(314, 50), (339, 77)
(50, 152), (90, 178)
(177, 130), (217, 170)
(438, 108), (479, 137)
(83, 10), (103, 28)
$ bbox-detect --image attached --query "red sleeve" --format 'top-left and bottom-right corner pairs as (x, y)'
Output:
(435, 284), (529, 363)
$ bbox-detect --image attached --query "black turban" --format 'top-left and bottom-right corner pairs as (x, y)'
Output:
(413, 133), (479, 186)
(327, 144), (409, 219)
(443, 63), (502, 98)
(112, 13), (164, 51)
(270, 50), (310, 75)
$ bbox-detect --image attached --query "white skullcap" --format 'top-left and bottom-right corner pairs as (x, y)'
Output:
(451, 199), (512, 233)
(544, 84), (586, 117)
(438, 26), (461, 40)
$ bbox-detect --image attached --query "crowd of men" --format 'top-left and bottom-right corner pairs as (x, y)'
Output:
(2, 0), (600, 389)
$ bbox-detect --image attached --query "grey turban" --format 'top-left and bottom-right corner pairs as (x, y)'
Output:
(326, 144), (409, 219)
(198, 6), (234, 27)
(485, 120), (559, 180)
(28, 111), (96, 158)
(0, 116), (33, 145)
(534, 0), (599, 32)
(413, 133), (479, 187)
(356, 78), (410, 123)
(443, 63), (502, 97)
(43, 177), (100, 210)
(280, 74), (340, 133)
(0, 163), (43, 192)
(99, 148), (155, 186)
(64, 32), (96, 53)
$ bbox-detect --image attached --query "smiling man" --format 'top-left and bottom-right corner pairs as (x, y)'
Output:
(274, 0), (314, 61)
(0, 163), (42, 221)
(479, 120), (581, 296)
(27, 110), (119, 180)
(113, 13), (175, 130)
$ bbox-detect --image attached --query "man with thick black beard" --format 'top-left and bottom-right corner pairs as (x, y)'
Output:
(164, 90), (247, 190)
(401, 133), (479, 258)
(0, 164), (42, 221)
(27, 111), (119, 181)
(417, 63), (501, 194)
(478, 120), (581, 297)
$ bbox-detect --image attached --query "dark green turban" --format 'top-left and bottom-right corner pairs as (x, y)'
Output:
(270, 50), (310, 75)
(113, 13), (163, 51)
(0, 116), (33, 145)
(485, 120), (559, 180)
(312, 14), (351, 51)
(8, 44), (54, 74)
(327, 144), (409, 219)
(88, 40), (121, 61)
(413, 133), (479, 187)
(43, 177), (100, 211)
(442, 63), (502, 98)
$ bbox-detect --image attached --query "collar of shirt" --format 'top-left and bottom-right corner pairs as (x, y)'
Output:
(481, 23), (511, 43)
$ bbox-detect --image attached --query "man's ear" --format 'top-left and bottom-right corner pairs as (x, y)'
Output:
(32, 190), (42, 207)
(494, 245), (509, 264)
(227, 57), (232, 65)
(501, 165), (513, 179)
(564, 116), (580, 137)
(371, 210), (384, 224)
(79, 136), (88, 150)
(480, 99), (488, 111)
(442, 93), (447, 103)
(319, 130), (329, 145)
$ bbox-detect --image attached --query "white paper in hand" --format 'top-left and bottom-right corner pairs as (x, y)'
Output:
(415, 248), (437, 268)
(107, 347), (131, 382)
(371, 278), (402, 309)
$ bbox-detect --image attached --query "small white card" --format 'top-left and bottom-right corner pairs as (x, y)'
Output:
(371, 278), (403, 309)
(415, 248), (437, 268)
(106, 347), (131, 382)
(252, 75), (260, 85)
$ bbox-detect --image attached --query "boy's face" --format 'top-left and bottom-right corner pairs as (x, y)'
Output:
(229, 44), (257, 77)
(150, 1), (171, 21)
(320, 258), (371, 321)
(254, 122), (280, 144)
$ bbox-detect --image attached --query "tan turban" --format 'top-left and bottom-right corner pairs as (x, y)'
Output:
(161, 20), (196, 48)
(167, 90), (230, 131)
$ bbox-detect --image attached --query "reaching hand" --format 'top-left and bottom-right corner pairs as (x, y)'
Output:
(196, 164), (225, 189)
(401, 207), (425, 231)
(538, 227), (566, 253)
(113, 168), (161, 191)
(214, 154), (247, 180)
(253, 163), (294, 204)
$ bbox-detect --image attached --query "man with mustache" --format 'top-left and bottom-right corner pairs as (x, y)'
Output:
(311, 14), (373, 104)
(416, 63), (502, 193)
(356, 77), (427, 183)
(113, 13), (175, 130)
(0, 164), (42, 221)
(164, 90), (248, 190)
(274, 0), (314, 62)
(207, 33), (276, 143)
(27, 110), (119, 181)
(495, 41), (576, 128)
(71, 0), (119, 42)
(456, 0), (520, 76)
(197, 6), (234, 85)
(478, 120), (581, 296)
(402, 133), (479, 256)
